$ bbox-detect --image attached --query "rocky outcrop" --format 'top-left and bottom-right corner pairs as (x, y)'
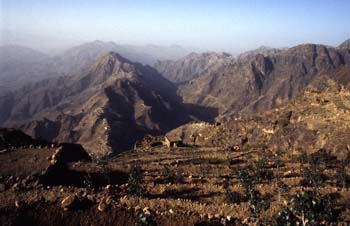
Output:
(61, 194), (80, 211)
(0, 128), (48, 150)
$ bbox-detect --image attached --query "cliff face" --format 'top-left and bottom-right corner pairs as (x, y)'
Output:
(176, 44), (350, 119)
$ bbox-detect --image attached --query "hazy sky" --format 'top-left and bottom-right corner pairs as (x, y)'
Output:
(1, 0), (350, 53)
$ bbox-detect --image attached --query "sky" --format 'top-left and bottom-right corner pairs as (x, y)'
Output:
(1, 0), (350, 53)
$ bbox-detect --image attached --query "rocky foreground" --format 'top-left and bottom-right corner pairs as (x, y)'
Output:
(1, 127), (350, 225)
(0, 140), (238, 226)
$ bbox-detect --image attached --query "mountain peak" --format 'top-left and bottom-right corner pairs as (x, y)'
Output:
(154, 51), (231, 83)
(339, 39), (350, 49)
(90, 40), (115, 46)
(238, 46), (284, 59)
(185, 51), (231, 59)
(256, 45), (273, 50)
(103, 51), (132, 64)
(84, 51), (138, 84)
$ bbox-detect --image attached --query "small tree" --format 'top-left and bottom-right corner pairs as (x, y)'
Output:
(83, 173), (94, 188)
(128, 164), (145, 196)
(300, 164), (326, 188)
(335, 160), (350, 189)
(253, 157), (274, 184)
(276, 190), (339, 226)
(237, 166), (271, 221)
(277, 149), (338, 225)
(225, 190), (246, 204)
(163, 165), (183, 184)
(274, 151), (289, 202)
(299, 150), (327, 189)
(276, 207), (297, 226)
(135, 211), (157, 226)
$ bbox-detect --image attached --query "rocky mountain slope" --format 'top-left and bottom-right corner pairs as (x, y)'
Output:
(237, 46), (286, 59)
(153, 46), (287, 84)
(0, 45), (60, 93)
(0, 52), (194, 158)
(167, 66), (350, 160)
(177, 43), (350, 119)
(339, 39), (350, 49)
(154, 52), (232, 83)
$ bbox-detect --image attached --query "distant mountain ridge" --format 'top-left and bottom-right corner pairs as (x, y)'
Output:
(175, 42), (350, 119)
(0, 45), (60, 93)
(50, 40), (193, 75)
(154, 52), (233, 83)
(237, 46), (287, 59)
(0, 52), (196, 158)
(339, 39), (350, 49)
(153, 46), (288, 84)
(0, 41), (193, 92)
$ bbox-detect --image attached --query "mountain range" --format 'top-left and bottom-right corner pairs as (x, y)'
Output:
(0, 41), (193, 93)
(0, 45), (60, 93)
(1, 39), (349, 158)
(0, 52), (202, 158)
(164, 43), (350, 119)
(165, 65), (350, 161)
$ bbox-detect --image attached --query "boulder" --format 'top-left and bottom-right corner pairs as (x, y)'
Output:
(61, 194), (79, 211)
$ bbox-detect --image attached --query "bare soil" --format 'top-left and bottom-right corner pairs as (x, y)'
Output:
(1, 145), (349, 225)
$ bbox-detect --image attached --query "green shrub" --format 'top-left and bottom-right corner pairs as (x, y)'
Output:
(298, 150), (327, 188)
(237, 167), (271, 220)
(276, 190), (339, 225)
(128, 164), (145, 196)
(83, 173), (94, 188)
(225, 190), (246, 204)
(135, 211), (156, 226)
(163, 165), (183, 184)
(335, 161), (350, 189)
(254, 158), (275, 183)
